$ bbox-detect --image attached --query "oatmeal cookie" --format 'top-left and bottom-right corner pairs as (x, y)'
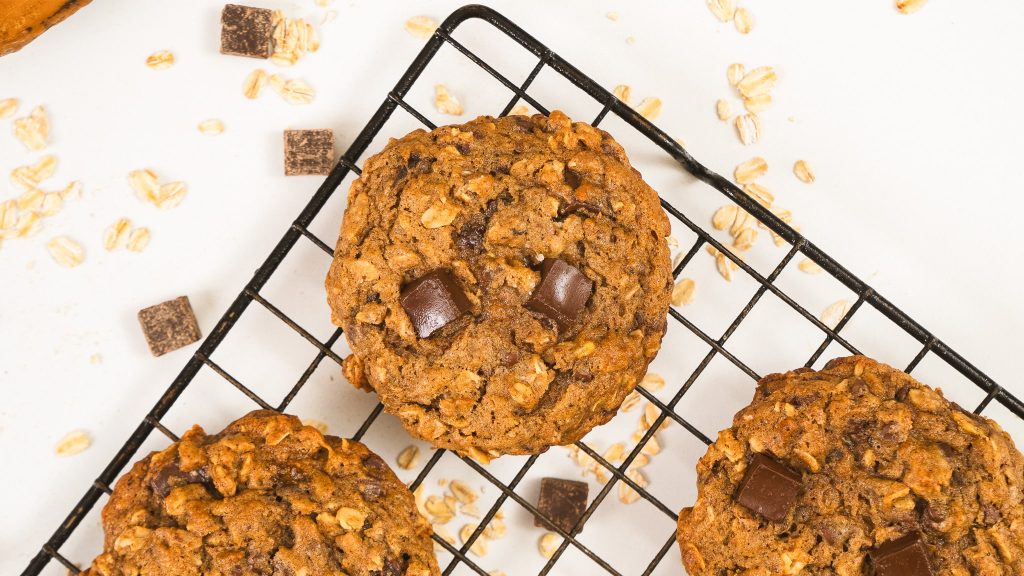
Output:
(325, 111), (673, 459)
(82, 410), (439, 576)
(677, 356), (1024, 575)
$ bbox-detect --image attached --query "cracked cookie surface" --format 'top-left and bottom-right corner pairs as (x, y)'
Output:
(82, 410), (439, 576)
(325, 111), (672, 459)
(677, 356), (1024, 575)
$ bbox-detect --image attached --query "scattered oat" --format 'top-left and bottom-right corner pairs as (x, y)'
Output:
(434, 84), (464, 116)
(13, 211), (41, 238)
(736, 66), (777, 99)
(489, 571), (508, 576)
(634, 97), (662, 120)
(40, 193), (63, 217)
(315, 0), (333, 5)
(820, 299), (851, 329)
(126, 227), (151, 253)
(405, 15), (438, 39)
(303, 419), (329, 434)
(269, 14), (320, 66)
(727, 63), (745, 87)
(47, 236), (84, 268)
(743, 93), (772, 113)
(896, 0), (928, 14)
(538, 532), (561, 558)
(734, 156), (768, 184)
(613, 84), (632, 105)
(269, 75), (316, 105)
(793, 160), (816, 183)
(55, 430), (92, 456)
(0, 200), (16, 230)
(603, 442), (626, 463)
(798, 258), (823, 274)
(606, 11), (620, 21)
(0, 98), (17, 118)
(732, 227), (758, 251)
(449, 480), (478, 504)
(618, 469), (648, 504)
(707, 0), (737, 22)
(716, 99), (732, 121)
(13, 105), (49, 151)
(145, 50), (175, 70)
(11, 154), (57, 190)
(641, 372), (666, 392)
(733, 7), (753, 34)
(459, 524), (487, 557)
(321, 10), (337, 24)
(707, 246), (738, 281)
(129, 170), (188, 209)
(735, 113), (761, 145)
(198, 119), (225, 135)
(671, 278), (696, 306)
(243, 69), (268, 99)
(620, 390), (642, 412)
(89, 353), (102, 365)
(60, 181), (82, 201)
(397, 445), (421, 470)
(744, 183), (774, 207)
(509, 104), (529, 116)
(625, 36), (636, 45)
(712, 204), (738, 230)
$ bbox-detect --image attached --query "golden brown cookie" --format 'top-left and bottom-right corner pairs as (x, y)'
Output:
(325, 111), (673, 459)
(1, 0), (91, 57)
(82, 410), (439, 576)
(677, 356), (1024, 575)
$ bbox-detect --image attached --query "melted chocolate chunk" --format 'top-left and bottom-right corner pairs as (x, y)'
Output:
(869, 532), (934, 576)
(524, 259), (593, 332)
(563, 168), (583, 189)
(734, 453), (803, 522)
(455, 217), (486, 251)
(150, 462), (214, 498)
(399, 269), (472, 338)
(510, 115), (536, 132)
(534, 477), (589, 534)
(455, 142), (471, 155)
(557, 200), (613, 220)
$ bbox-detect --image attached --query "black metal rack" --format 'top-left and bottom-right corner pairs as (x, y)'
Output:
(23, 5), (1024, 575)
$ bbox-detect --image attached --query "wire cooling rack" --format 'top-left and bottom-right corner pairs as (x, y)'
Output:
(24, 4), (1024, 576)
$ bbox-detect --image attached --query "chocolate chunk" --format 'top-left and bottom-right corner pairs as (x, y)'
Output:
(220, 4), (274, 59)
(534, 477), (589, 534)
(137, 296), (202, 357)
(455, 217), (486, 251)
(563, 168), (583, 188)
(557, 200), (613, 220)
(359, 477), (384, 501)
(400, 269), (472, 338)
(869, 532), (934, 576)
(525, 259), (593, 331)
(734, 453), (803, 522)
(284, 129), (335, 176)
(150, 462), (213, 498)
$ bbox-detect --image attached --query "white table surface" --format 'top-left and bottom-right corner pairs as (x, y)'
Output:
(2, 1), (1023, 574)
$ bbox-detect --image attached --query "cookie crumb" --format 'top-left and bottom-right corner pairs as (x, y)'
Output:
(302, 419), (329, 433)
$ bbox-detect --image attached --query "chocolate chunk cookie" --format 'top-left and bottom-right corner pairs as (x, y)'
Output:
(325, 111), (673, 459)
(677, 356), (1024, 576)
(82, 410), (439, 576)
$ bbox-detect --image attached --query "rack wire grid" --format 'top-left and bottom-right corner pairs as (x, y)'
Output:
(24, 4), (1024, 576)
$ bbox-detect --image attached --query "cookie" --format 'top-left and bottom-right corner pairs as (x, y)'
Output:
(82, 410), (439, 576)
(677, 356), (1024, 575)
(325, 111), (673, 459)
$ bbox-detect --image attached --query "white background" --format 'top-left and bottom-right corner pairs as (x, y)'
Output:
(2, 1), (1023, 574)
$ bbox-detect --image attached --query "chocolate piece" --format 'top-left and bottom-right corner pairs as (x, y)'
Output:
(869, 532), (934, 576)
(534, 477), (589, 534)
(399, 269), (471, 338)
(284, 129), (335, 176)
(734, 453), (803, 522)
(137, 296), (202, 357)
(219, 4), (274, 59)
(525, 259), (592, 331)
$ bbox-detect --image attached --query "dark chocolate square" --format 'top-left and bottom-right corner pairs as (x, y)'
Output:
(399, 269), (471, 338)
(534, 477), (589, 534)
(869, 532), (934, 576)
(734, 453), (803, 522)
(524, 258), (593, 331)
(138, 296), (202, 357)
(284, 129), (335, 176)
(220, 4), (274, 59)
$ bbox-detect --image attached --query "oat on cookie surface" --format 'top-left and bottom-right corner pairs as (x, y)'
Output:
(676, 355), (1024, 575)
(325, 111), (673, 458)
(81, 410), (439, 576)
